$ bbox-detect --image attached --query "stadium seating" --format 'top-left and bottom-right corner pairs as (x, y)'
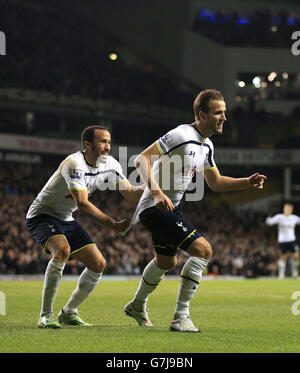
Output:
(192, 8), (300, 48)
(0, 0), (194, 111)
(0, 161), (280, 277)
(1, 1), (299, 278)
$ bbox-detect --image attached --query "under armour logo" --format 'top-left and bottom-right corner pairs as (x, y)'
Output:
(48, 224), (56, 233)
(176, 221), (187, 232)
(189, 151), (195, 157)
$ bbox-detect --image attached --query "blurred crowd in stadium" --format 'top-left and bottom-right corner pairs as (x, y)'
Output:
(1, 1), (300, 149)
(0, 1), (193, 111)
(0, 161), (281, 278)
(1, 1), (299, 279)
(192, 8), (300, 48)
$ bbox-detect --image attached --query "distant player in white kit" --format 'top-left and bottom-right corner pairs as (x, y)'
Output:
(124, 89), (267, 332)
(266, 203), (300, 279)
(26, 125), (142, 328)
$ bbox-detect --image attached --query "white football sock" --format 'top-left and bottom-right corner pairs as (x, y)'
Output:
(174, 256), (208, 319)
(133, 259), (166, 310)
(278, 260), (286, 278)
(63, 268), (102, 315)
(291, 258), (298, 277)
(40, 258), (65, 317)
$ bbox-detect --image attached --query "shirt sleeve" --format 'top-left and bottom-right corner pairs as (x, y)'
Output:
(203, 142), (216, 170)
(61, 158), (87, 191)
(107, 157), (127, 185)
(155, 127), (184, 156)
(265, 214), (280, 226)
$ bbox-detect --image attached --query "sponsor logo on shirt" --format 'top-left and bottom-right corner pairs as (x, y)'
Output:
(181, 165), (196, 177)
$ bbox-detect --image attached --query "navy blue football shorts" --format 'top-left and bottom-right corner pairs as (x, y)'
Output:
(26, 214), (94, 257)
(139, 204), (201, 256)
(279, 240), (299, 254)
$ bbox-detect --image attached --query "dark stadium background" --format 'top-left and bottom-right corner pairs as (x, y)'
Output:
(0, 0), (300, 278)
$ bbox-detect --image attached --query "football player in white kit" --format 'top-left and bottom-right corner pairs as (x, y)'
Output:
(266, 203), (300, 279)
(26, 125), (143, 328)
(124, 89), (267, 332)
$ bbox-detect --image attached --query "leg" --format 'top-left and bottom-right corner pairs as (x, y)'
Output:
(125, 205), (202, 329)
(58, 244), (104, 325)
(125, 253), (177, 327)
(291, 252), (299, 278)
(278, 253), (287, 279)
(38, 235), (70, 328)
(155, 254), (177, 270)
(171, 237), (212, 332)
(134, 253), (176, 307)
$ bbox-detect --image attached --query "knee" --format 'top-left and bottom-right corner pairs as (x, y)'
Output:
(98, 257), (106, 273)
(188, 239), (213, 260)
(54, 244), (71, 262)
(89, 257), (106, 274)
(203, 241), (213, 260)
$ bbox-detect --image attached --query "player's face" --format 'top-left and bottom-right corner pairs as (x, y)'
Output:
(205, 100), (227, 135)
(283, 204), (293, 215)
(88, 129), (111, 160)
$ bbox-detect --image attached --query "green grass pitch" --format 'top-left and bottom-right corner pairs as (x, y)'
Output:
(0, 278), (299, 353)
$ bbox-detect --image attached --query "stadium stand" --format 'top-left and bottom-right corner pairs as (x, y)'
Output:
(0, 0), (195, 111)
(1, 0), (299, 279)
(0, 161), (281, 277)
(192, 8), (300, 48)
(1, 1), (300, 150)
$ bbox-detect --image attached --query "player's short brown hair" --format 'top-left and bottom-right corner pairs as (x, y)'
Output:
(193, 89), (224, 120)
(81, 125), (110, 146)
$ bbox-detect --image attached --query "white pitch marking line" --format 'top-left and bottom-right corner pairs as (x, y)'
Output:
(207, 290), (286, 299)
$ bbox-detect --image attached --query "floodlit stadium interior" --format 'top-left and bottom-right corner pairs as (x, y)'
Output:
(0, 0), (300, 278)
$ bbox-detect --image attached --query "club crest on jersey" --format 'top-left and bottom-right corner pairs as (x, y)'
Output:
(161, 134), (172, 145)
(70, 169), (83, 180)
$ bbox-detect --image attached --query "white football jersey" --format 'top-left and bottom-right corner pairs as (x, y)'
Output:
(26, 151), (126, 221)
(129, 124), (216, 226)
(266, 214), (300, 243)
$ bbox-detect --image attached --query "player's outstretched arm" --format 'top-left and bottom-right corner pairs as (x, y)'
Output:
(265, 215), (279, 226)
(70, 189), (128, 232)
(247, 172), (268, 189)
(204, 167), (267, 192)
(135, 143), (174, 211)
(116, 179), (144, 203)
(114, 218), (130, 233)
